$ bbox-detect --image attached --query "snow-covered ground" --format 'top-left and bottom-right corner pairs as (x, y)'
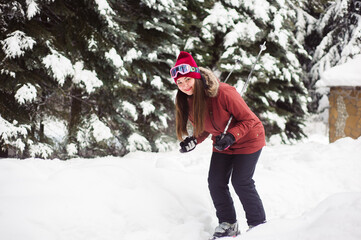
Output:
(1, 120), (361, 240)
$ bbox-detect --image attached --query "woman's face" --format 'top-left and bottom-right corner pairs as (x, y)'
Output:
(176, 77), (195, 95)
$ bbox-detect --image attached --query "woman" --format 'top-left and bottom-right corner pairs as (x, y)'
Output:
(171, 51), (266, 239)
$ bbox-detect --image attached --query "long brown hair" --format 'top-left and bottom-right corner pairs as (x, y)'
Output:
(175, 78), (207, 140)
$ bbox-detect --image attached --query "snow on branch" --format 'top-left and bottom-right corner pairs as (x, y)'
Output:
(94, 0), (118, 29)
(141, 0), (177, 13)
(242, 0), (271, 22)
(73, 62), (103, 94)
(43, 51), (103, 93)
(28, 141), (53, 158)
(90, 114), (113, 142)
(127, 133), (151, 152)
(151, 76), (163, 90)
(202, 2), (239, 38)
(42, 51), (74, 86)
(15, 83), (37, 105)
(26, 0), (40, 20)
(121, 101), (138, 121)
(105, 48), (129, 76)
(0, 116), (29, 153)
(224, 19), (261, 47)
(140, 100), (155, 117)
(1, 31), (36, 59)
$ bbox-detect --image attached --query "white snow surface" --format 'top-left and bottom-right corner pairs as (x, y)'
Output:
(1, 126), (361, 240)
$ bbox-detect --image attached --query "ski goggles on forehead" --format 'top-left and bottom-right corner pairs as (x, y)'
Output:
(170, 64), (200, 79)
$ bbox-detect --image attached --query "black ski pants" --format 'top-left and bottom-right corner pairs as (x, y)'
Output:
(208, 149), (266, 226)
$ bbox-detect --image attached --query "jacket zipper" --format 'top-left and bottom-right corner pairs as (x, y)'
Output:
(209, 110), (221, 132)
(208, 99), (222, 132)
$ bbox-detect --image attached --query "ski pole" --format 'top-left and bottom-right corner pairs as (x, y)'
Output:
(222, 41), (267, 136)
(224, 59), (241, 83)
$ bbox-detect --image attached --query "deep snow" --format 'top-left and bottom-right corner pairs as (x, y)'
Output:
(0, 123), (361, 240)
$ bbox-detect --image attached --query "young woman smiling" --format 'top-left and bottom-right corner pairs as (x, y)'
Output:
(170, 51), (266, 239)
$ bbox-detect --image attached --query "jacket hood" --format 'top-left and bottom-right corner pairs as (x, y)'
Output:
(199, 67), (219, 97)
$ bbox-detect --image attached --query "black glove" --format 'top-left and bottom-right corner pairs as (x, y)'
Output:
(179, 136), (197, 153)
(214, 133), (235, 151)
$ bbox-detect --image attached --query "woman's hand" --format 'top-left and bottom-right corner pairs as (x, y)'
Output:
(179, 136), (197, 153)
(214, 133), (235, 151)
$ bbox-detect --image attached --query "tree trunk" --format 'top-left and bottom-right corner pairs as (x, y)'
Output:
(68, 87), (82, 142)
(0, 141), (8, 158)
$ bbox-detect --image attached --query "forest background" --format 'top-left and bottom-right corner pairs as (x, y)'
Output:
(1, 0), (360, 159)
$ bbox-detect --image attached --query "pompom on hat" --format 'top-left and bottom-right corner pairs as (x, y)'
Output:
(170, 51), (201, 83)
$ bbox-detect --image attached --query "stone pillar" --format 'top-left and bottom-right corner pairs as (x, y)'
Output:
(329, 86), (361, 143)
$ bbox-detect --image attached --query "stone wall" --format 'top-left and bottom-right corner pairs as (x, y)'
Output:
(329, 86), (361, 143)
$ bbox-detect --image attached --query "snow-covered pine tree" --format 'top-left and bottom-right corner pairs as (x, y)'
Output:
(0, 0), (133, 158)
(303, 0), (361, 112)
(4, 0), (358, 158)
(1, 1), (41, 157)
(198, 0), (310, 142)
(177, 0), (216, 65)
(0, 0), (187, 158)
(102, 0), (186, 153)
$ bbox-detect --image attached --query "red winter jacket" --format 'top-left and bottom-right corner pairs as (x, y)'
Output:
(188, 67), (266, 154)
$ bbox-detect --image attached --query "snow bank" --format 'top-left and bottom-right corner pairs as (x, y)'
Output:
(244, 192), (361, 240)
(0, 135), (361, 240)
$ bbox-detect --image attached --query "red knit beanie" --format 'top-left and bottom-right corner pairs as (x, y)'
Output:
(171, 51), (201, 83)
